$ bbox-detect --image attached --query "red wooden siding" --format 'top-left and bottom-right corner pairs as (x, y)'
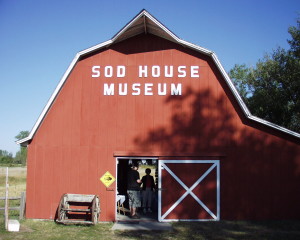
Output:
(26, 34), (300, 221)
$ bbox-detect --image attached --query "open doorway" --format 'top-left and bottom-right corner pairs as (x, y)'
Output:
(116, 157), (158, 222)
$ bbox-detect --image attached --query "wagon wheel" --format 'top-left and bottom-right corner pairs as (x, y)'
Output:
(96, 196), (100, 221)
(57, 194), (66, 222)
(91, 196), (100, 224)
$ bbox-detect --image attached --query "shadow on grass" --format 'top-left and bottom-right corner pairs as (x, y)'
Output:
(115, 221), (300, 240)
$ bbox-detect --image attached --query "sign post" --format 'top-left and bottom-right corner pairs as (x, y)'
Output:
(5, 167), (9, 230)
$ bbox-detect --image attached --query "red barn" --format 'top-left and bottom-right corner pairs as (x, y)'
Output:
(18, 10), (300, 222)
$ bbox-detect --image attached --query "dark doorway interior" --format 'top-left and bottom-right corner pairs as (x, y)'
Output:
(116, 158), (158, 221)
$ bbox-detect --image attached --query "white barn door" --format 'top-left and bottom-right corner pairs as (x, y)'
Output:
(158, 160), (220, 221)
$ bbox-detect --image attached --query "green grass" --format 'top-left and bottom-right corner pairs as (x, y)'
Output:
(0, 176), (27, 186)
(0, 167), (27, 198)
(0, 167), (27, 221)
(0, 219), (300, 240)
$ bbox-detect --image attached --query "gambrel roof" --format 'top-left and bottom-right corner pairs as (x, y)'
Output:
(17, 9), (300, 146)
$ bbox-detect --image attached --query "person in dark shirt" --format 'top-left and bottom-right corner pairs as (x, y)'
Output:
(127, 163), (141, 218)
(141, 168), (155, 214)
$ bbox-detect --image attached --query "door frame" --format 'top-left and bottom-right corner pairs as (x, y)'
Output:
(158, 160), (220, 222)
(115, 156), (158, 221)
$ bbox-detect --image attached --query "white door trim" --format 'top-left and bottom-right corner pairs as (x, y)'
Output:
(158, 160), (220, 222)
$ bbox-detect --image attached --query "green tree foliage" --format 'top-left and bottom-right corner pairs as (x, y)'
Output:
(0, 150), (14, 165)
(288, 21), (300, 58)
(228, 64), (254, 102)
(14, 130), (29, 165)
(229, 19), (300, 133)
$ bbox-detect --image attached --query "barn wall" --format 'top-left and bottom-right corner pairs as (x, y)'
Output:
(26, 34), (300, 221)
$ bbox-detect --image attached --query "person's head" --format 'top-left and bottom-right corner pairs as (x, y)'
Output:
(145, 168), (151, 175)
(131, 163), (139, 170)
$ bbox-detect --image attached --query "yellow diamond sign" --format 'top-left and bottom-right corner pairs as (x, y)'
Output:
(100, 171), (115, 188)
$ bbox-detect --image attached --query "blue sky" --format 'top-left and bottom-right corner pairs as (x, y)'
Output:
(1, 0), (299, 155)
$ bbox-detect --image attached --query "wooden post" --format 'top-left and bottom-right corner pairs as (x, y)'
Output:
(4, 167), (9, 230)
(19, 192), (26, 220)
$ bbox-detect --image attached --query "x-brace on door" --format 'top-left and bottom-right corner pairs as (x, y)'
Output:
(158, 160), (220, 221)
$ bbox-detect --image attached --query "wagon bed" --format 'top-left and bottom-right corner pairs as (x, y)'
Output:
(56, 193), (100, 225)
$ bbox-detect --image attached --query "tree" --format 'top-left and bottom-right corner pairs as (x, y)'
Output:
(0, 150), (14, 165)
(229, 19), (300, 133)
(14, 130), (29, 165)
(288, 20), (300, 58)
(228, 64), (254, 101)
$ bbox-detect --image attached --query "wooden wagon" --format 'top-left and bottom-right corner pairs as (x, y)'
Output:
(56, 193), (100, 225)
